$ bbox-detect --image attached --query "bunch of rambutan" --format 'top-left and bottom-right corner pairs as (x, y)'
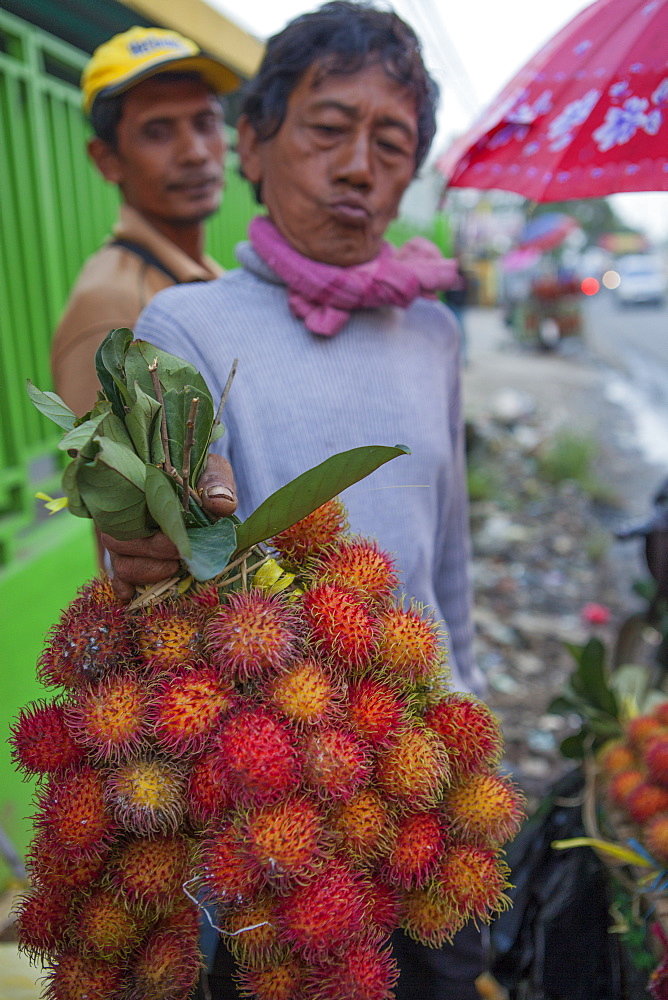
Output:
(11, 498), (524, 1000)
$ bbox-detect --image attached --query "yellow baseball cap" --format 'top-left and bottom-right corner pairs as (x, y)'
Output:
(81, 26), (239, 114)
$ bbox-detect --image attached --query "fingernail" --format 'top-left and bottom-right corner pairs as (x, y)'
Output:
(205, 486), (235, 502)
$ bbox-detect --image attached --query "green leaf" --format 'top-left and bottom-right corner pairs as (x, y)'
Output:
(124, 340), (211, 403)
(184, 517), (237, 581)
(76, 438), (150, 539)
(126, 385), (163, 464)
(144, 465), (191, 558)
(95, 329), (134, 419)
(26, 381), (76, 431)
(235, 444), (411, 554)
(162, 386), (215, 485)
(210, 423), (225, 444)
(559, 731), (587, 760)
(62, 456), (92, 519)
(577, 638), (619, 717)
(58, 410), (111, 451)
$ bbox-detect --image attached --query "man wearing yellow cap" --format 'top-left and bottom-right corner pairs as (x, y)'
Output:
(51, 27), (238, 416)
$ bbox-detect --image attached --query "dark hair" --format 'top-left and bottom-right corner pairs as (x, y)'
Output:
(240, 0), (438, 172)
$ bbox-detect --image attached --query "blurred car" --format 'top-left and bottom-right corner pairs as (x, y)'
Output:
(614, 254), (666, 306)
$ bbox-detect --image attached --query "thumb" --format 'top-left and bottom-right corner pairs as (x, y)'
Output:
(197, 453), (237, 520)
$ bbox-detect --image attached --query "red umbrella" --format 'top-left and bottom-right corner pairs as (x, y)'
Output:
(438, 0), (668, 201)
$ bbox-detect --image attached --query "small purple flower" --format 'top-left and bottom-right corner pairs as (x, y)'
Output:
(593, 95), (662, 151)
(573, 40), (592, 55)
(652, 79), (668, 106)
(522, 141), (541, 157)
(548, 89), (600, 150)
(609, 80), (630, 99)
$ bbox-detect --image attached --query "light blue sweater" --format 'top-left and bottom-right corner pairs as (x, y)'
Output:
(135, 243), (483, 695)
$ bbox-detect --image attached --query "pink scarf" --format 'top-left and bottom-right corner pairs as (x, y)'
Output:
(249, 216), (459, 336)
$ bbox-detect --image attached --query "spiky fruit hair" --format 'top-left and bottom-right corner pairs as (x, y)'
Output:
(626, 782), (668, 825)
(244, 795), (327, 883)
(383, 810), (448, 889)
(401, 888), (466, 947)
(276, 856), (370, 959)
(306, 936), (399, 1000)
(311, 539), (399, 605)
(126, 927), (202, 1000)
(70, 885), (142, 959)
(42, 948), (126, 1000)
(425, 694), (503, 779)
(186, 748), (233, 828)
(236, 956), (305, 1000)
(9, 699), (84, 778)
(38, 578), (134, 689)
(302, 726), (373, 800)
(218, 894), (282, 967)
(205, 591), (300, 681)
(376, 725), (451, 809)
(333, 788), (395, 863)
(271, 498), (348, 565)
(216, 706), (302, 806)
(442, 773), (525, 847)
(375, 604), (445, 683)
(36, 765), (117, 861)
(433, 844), (511, 924)
(302, 584), (379, 671)
(626, 715), (668, 750)
(26, 831), (111, 892)
(347, 678), (408, 748)
(266, 657), (343, 727)
(644, 814), (668, 866)
(65, 673), (149, 763)
(199, 824), (260, 906)
(596, 738), (638, 778)
(104, 757), (186, 835)
(644, 734), (668, 786)
(364, 878), (404, 934)
(150, 665), (236, 755)
(607, 768), (645, 807)
(14, 884), (73, 962)
(136, 603), (206, 670)
(110, 832), (192, 913)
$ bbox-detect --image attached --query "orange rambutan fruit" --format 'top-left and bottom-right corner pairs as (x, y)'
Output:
(347, 678), (408, 748)
(626, 714), (668, 751)
(645, 734), (668, 786)
(653, 702), (668, 726)
(104, 757), (186, 835)
(199, 824), (260, 907)
(626, 782), (668, 824)
(596, 738), (638, 778)
(401, 888), (466, 947)
(9, 700), (84, 778)
(271, 498), (348, 565)
(266, 657), (343, 727)
(217, 893), (281, 966)
(216, 706), (302, 806)
(644, 814), (668, 866)
(150, 665), (236, 755)
(205, 591), (300, 681)
(442, 773), (525, 847)
(236, 956), (305, 1000)
(424, 694), (503, 780)
(26, 831), (111, 892)
(126, 927), (202, 1000)
(244, 795), (327, 882)
(36, 765), (117, 860)
(185, 748), (233, 828)
(42, 947), (125, 1000)
(38, 578), (134, 689)
(302, 584), (379, 671)
(71, 885), (142, 959)
(136, 603), (205, 670)
(110, 832), (192, 913)
(383, 810), (448, 889)
(302, 726), (373, 800)
(312, 539), (399, 604)
(376, 725), (451, 809)
(65, 673), (149, 763)
(333, 788), (395, 863)
(364, 877), (404, 934)
(375, 604), (445, 683)
(156, 895), (201, 938)
(276, 856), (370, 959)
(14, 884), (73, 961)
(432, 844), (511, 924)
(607, 768), (646, 807)
(306, 936), (399, 1000)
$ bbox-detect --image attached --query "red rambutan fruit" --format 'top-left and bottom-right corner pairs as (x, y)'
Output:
(645, 734), (668, 786)
(312, 539), (399, 604)
(433, 844), (511, 924)
(186, 748), (233, 828)
(302, 726), (373, 800)
(216, 706), (302, 806)
(333, 788), (395, 863)
(442, 773), (525, 847)
(266, 657), (343, 727)
(302, 584), (379, 671)
(653, 702), (668, 726)
(136, 604), (205, 670)
(384, 810), (448, 889)
(14, 884), (73, 961)
(9, 700), (84, 777)
(110, 832), (192, 913)
(644, 814), (668, 866)
(376, 725), (451, 809)
(36, 765), (117, 860)
(424, 694), (503, 780)
(126, 927), (202, 1000)
(65, 673), (149, 763)
(38, 578), (134, 689)
(306, 936), (399, 1000)
(71, 885), (142, 959)
(277, 856), (370, 959)
(26, 831), (111, 892)
(271, 498), (348, 565)
(150, 665), (236, 755)
(626, 782), (668, 824)
(156, 894), (201, 938)
(186, 582), (221, 610)
(401, 888), (466, 947)
(205, 591), (300, 681)
(375, 604), (444, 683)
(42, 948), (125, 1000)
(626, 715), (668, 751)
(596, 738), (638, 778)
(199, 824), (261, 906)
(217, 893), (281, 966)
(104, 757), (187, 835)
(244, 795), (327, 883)
(347, 678), (408, 748)
(364, 877), (404, 934)
(607, 768), (646, 807)
(236, 956), (305, 1000)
